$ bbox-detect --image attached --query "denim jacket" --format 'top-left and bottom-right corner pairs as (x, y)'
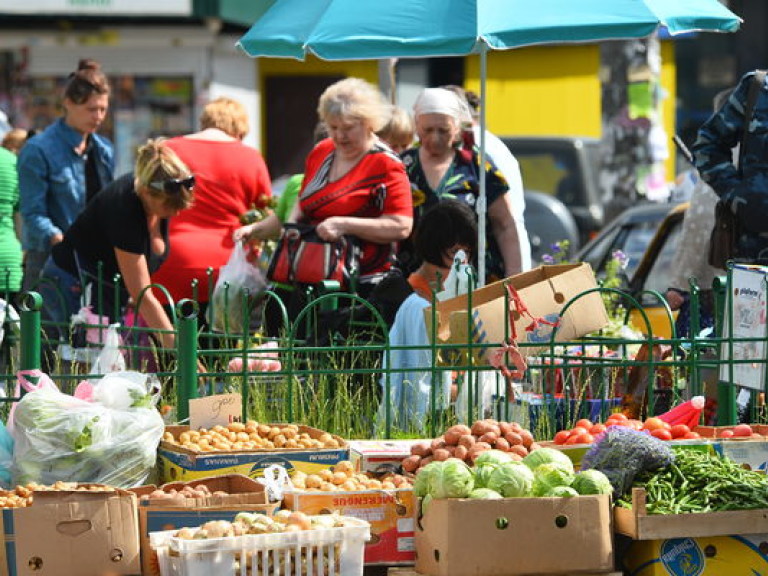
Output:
(18, 118), (114, 251)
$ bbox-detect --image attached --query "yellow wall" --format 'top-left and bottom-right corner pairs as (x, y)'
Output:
(464, 45), (602, 138)
(257, 42), (677, 179)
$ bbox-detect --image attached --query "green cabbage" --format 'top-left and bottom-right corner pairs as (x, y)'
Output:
(546, 486), (579, 498)
(430, 459), (475, 499)
(413, 461), (442, 498)
(473, 449), (513, 468)
(487, 461), (534, 497)
(469, 488), (503, 499)
(531, 462), (575, 497)
(522, 447), (574, 474)
(571, 469), (613, 495)
(473, 450), (514, 489)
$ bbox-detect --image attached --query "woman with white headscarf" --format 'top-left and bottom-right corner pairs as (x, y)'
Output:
(400, 87), (522, 280)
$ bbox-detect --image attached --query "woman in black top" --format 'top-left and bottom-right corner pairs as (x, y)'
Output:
(39, 138), (195, 350)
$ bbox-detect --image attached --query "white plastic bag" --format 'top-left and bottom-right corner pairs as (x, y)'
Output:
(90, 323), (126, 375)
(10, 370), (164, 488)
(209, 243), (267, 333)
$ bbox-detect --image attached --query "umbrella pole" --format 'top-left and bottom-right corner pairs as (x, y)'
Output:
(478, 43), (488, 287)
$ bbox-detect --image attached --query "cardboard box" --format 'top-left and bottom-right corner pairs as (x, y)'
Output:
(284, 488), (415, 565)
(131, 474), (277, 576)
(415, 495), (614, 575)
(426, 263), (608, 362)
(615, 487), (768, 540)
(621, 533), (768, 575)
(0, 487), (140, 576)
(715, 439), (768, 472)
(157, 425), (349, 483)
(349, 440), (424, 474)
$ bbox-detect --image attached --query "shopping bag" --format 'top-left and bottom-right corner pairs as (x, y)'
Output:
(209, 242), (267, 333)
(266, 223), (359, 288)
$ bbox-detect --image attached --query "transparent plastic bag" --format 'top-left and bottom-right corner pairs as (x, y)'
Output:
(209, 243), (267, 333)
(10, 370), (164, 488)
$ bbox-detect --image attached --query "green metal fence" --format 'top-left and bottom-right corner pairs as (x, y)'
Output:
(2, 265), (765, 440)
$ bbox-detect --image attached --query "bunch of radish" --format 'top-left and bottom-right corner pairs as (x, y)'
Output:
(401, 419), (540, 473)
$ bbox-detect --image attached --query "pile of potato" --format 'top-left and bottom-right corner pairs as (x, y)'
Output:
(402, 419), (540, 473)
(162, 421), (343, 452)
(290, 460), (413, 492)
(138, 483), (230, 503)
(0, 481), (115, 508)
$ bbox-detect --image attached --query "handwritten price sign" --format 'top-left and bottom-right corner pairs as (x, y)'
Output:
(190, 393), (243, 429)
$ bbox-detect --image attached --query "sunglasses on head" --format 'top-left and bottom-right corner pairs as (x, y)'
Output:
(149, 175), (195, 195)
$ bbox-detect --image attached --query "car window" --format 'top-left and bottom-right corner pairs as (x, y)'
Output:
(621, 223), (661, 280)
(516, 152), (583, 207)
(640, 220), (683, 305)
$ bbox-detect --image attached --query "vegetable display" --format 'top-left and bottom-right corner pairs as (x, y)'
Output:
(162, 422), (343, 452)
(289, 461), (413, 492)
(402, 419), (539, 473)
(580, 426), (675, 496)
(413, 455), (609, 503)
(553, 413), (702, 445)
(617, 449), (768, 514)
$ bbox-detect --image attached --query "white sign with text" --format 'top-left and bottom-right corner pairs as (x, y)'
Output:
(190, 393), (243, 430)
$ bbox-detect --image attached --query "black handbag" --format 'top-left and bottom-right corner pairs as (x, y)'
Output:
(707, 200), (738, 269)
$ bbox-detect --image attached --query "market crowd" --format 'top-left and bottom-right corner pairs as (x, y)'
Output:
(2, 58), (534, 350)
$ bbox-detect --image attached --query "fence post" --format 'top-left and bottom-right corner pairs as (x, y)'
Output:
(18, 292), (42, 378)
(712, 275), (737, 425)
(175, 299), (199, 422)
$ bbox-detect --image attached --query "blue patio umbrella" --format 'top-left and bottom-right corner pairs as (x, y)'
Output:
(238, 0), (741, 284)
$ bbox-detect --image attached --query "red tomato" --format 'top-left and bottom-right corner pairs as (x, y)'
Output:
(574, 419), (593, 430)
(565, 433), (587, 445)
(589, 423), (607, 435)
(553, 430), (571, 445)
(643, 417), (666, 431)
(719, 429), (734, 438)
(627, 419), (645, 431)
(650, 428), (673, 441)
(733, 424), (753, 437)
(581, 433), (595, 444)
(569, 426), (590, 439)
(607, 412), (629, 422)
(683, 431), (701, 440)
(670, 424), (690, 439)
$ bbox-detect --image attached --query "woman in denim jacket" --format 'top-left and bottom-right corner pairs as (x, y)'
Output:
(18, 58), (114, 292)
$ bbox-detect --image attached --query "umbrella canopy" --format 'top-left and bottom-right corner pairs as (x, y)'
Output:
(238, 0), (741, 283)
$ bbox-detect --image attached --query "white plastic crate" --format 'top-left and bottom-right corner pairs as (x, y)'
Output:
(149, 517), (370, 576)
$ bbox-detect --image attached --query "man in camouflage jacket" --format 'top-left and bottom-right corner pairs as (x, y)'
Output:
(693, 70), (768, 263)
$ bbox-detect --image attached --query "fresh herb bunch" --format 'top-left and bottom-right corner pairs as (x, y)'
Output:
(581, 426), (675, 496)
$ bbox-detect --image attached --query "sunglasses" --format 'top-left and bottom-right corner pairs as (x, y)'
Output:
(149, 175), (195, 195)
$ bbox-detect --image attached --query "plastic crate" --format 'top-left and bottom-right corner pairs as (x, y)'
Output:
(149, 517), (370, 576)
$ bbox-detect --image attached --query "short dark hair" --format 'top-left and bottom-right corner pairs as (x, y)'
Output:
(415, 200), (477, 266)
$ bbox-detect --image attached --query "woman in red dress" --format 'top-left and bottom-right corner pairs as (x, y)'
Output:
(239, 77), (413, 336)
(151, 97), (272, 325)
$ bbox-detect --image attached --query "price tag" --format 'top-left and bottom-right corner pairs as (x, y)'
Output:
(190, 393), (242, 429)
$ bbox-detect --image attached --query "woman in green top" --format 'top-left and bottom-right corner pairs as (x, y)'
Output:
(0, 147), (22, 296)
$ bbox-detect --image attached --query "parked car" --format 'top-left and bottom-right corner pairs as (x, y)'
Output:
(523, 191), (580, 265)
(502, 136), (605, 246)
(574, 201), (686, 337)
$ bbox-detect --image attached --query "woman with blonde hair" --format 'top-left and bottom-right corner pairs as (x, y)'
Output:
(236, 77), (412, 336)
(39, 139), (194, 349)
(151, 97), (272, 326)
